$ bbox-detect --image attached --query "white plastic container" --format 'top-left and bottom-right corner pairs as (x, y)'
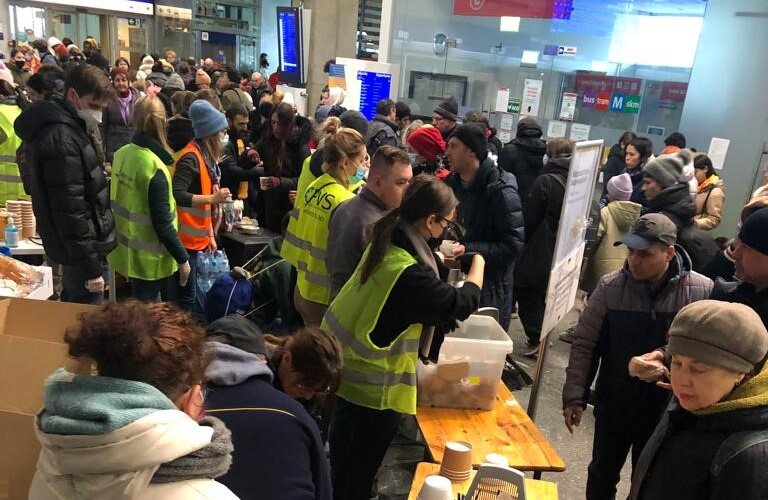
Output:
(418, 314), (514, 410)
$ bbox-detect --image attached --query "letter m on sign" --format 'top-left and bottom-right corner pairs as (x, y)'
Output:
(610, 93), (625, 112)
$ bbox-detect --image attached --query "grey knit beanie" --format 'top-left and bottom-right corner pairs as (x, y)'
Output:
(643, 149), (692, 188)
(668, 300), (768, 374)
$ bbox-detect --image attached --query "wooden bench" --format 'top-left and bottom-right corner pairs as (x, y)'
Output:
(416, 383), (565, 479)
(408, 462), (558, 500)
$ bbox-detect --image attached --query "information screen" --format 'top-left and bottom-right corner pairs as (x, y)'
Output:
(276, 7), (304, 85)
(357, 70), (392, 120)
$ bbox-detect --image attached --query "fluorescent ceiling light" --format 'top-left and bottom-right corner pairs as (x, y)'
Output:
(521, 50), (539, 65)
(608, 14), (703, 68)
(500, 16), (520, 32)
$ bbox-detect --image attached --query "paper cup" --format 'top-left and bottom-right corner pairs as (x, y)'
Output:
(259, 177), (270, 190)
(440, 441), (473, 478)
(417, 475), (452, 500)
(484, 453), (509, 467)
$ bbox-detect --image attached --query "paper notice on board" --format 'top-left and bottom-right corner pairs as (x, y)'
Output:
(708, 137), (730, 170)
(498, 130), (512, 144)
(547, 120), (567, 138)
(495, 87), (510, 112)
(570, 123), (591, 142)
(499, 114), (515, 131)
(521, 79), (543, 116)
(559, 92), (578, 121)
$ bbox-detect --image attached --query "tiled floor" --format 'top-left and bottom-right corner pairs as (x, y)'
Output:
(376, 311), (633, 500)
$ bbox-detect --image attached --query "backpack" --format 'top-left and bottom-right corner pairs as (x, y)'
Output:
(366, 121), (397, 157)
(711, 429), (768, 476)
(678, 224), (719, 272)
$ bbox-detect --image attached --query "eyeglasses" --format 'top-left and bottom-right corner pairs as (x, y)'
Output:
(436, 215), (465, 239)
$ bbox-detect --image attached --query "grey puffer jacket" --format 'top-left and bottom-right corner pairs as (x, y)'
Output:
(563, 247), (713, 414)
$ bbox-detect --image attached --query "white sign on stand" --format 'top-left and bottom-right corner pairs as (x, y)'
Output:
(527, 140), (603, 420)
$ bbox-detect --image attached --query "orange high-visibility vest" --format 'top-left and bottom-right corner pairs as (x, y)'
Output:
(173, 141), (212, 251)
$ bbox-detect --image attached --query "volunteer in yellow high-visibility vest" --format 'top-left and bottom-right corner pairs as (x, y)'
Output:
(108, 95), (190, 300)
(322, 175), (485, 500)
(282, 127), (369, 325)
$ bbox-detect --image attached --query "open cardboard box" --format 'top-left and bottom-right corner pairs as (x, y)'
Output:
(0, 298), (96, 500)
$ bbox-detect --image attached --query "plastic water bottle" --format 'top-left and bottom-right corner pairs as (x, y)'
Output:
(5, 216), (18, 248)
(196, 253), (210, 292)
(220, 250), (230, 275)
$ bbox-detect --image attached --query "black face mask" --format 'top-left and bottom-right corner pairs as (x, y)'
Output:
(427, 216), (464, 249)
(14, 60), (24, 70)
(258, 101), (273, 119)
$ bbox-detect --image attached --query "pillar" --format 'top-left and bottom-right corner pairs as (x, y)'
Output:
(295, 0), (358, 110)
(0, 0), (11, 58)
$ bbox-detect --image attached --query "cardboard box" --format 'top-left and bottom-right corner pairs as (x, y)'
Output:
(0, 298), (97, 500)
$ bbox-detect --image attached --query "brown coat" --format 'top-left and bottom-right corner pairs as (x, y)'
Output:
(693, 179), (724, 230)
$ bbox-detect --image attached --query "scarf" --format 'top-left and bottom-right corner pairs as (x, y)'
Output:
(118, 92), (134, 125)
(151, 415), (234, 483)
(38, 368), (177, 435)
(397, 220), (440, 362)
(696, 361), (768, 415)
(697, 174), (720, 193)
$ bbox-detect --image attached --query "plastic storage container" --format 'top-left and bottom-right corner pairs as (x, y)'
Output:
(417, 315), (514, 410)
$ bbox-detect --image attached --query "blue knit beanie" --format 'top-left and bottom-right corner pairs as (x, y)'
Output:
(189, 99), (228, 139)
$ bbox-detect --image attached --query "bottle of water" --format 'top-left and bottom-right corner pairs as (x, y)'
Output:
(5, 216), (18, 248)
(220, 250), (230, 275)
(196, 252), (210, 293)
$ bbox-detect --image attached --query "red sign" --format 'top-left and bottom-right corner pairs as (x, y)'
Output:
(661, 82), (688, 102)
(595, 92), (611, 111)
(614, 77), (642, 95)
(453, 0), (556, 18)
(575, 74), (642, 95)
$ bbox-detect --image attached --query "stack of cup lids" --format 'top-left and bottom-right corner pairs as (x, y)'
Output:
(20, 200), (34, 239)
(439, 441), (473, 483)
(6, 200), (22, 232)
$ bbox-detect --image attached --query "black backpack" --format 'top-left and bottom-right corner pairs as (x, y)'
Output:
(678, 224), (720, 272)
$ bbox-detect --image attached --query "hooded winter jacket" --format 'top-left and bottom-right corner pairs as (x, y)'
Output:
(563, 247), (713, 413)
(15, 99), (115, 278)
(645, 182), (696, 232)
(581, 200), (642, 294)
(629, 363), (768, 500)
(498, 120), (546, 203)
(29, 369), (237, 500)
(205, 341), (332, 500)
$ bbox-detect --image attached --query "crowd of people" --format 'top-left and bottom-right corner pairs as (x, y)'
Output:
(6, 34), (768, 500)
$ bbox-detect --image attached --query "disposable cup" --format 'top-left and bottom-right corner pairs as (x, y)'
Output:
(440, 440), (473, 476)
(416, 474), (452, 500)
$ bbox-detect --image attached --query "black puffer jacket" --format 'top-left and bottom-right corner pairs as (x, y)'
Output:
(629, 396), (768, 500)
(498, 121), (546, 203)
(628, 164), (646, 205)
(515, 156), (569, 288)
(100, 88), (140, 163)
(602, 143), (626, 187)
(645, 183), (696, 231)
(447, 158), (525, 327)
(15, 99), (115, 278)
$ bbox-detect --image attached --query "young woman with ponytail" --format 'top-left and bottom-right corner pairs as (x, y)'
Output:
(322, 175), (485, 500)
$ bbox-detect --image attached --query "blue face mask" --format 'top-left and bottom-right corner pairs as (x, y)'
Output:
(408, 152), (418, 166)
(349, 165), (367, 184)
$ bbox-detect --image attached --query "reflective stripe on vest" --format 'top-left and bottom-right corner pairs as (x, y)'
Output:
(107, 143), (178, 280)
(173, 142), (212, 251)
(282, 155), (316, 267)
(0, 105), (25, 205)
(321, 245), (422, 415)
(289, 174), (354, 305)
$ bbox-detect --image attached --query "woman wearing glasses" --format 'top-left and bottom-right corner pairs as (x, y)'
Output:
(282, 127), (370, 326)
(323, 175), (485, 500)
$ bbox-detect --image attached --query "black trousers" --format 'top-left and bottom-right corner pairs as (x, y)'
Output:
(329, 397), (402, 500)
(515, 286), (547, 344)
(586, 407), (660, 500)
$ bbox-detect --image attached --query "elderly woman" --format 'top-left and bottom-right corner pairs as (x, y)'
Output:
(629, 300), (768, 500)
(29, 301), (237, 499)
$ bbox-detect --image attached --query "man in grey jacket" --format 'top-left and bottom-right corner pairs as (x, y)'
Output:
(562, 213), (713, 500)
(327, 146), (412, 298)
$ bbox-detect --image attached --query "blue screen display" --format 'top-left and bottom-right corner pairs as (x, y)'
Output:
(357, 71), (392, 121)
(278, 10), (299, 74)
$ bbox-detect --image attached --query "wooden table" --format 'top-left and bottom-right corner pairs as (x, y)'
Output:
(416, 384), (565, 479)
(408, 463), (558, 500)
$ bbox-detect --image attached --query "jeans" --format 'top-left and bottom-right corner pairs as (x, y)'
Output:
(168, 249), (201, 313)
(586, 407), (662, 500)
(329, 397), (402, 500)
(61, 265), (104, 305)
(131, 277), (167, 301)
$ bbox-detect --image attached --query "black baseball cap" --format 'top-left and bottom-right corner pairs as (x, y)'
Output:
(614, 213), (677, 250)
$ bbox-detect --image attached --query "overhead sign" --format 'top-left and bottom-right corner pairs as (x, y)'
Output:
(558, 45), (577, 56)
(453, 0), (573, 18)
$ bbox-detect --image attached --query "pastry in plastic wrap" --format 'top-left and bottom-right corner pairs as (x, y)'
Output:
(0, 255), (42, 286)
(628, 355), (667, 382)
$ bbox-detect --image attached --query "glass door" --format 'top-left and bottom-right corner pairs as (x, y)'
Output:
(115, 17), (149, 69)
(238, 35), (258, 73)
(10, 5), (46, 43)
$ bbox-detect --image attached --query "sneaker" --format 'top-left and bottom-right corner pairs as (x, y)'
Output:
(559, 327), (576, 344)
(523, 341), (540, 358)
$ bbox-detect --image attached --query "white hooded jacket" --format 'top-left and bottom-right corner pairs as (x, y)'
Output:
(29, 409), (238, 500)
